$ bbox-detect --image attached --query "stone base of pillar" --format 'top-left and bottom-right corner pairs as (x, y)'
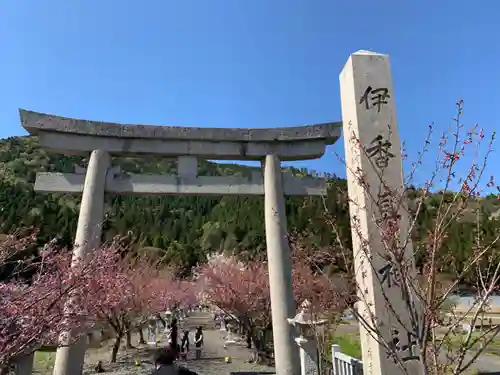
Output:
(295, 337), (320, 375)
(53, 337), (87, 375)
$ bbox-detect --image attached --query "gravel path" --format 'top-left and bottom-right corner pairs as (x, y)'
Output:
(35, 312), (275, 375)
(175, 312), (275, 375)
(36, 316), (500, 374)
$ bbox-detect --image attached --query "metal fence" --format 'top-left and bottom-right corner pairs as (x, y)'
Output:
(331, 345), (363, 375)
(322, 344), (363, 375)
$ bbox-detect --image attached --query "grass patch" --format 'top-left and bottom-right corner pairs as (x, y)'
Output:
(438, 330), (500, 354)
(34, 351), (55, 373)
(331, 334), (362, 359)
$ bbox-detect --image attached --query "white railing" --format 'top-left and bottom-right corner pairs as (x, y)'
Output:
(331, 344), (363, 375)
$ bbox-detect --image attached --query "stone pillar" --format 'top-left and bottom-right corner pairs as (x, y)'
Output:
(13, 352), (34, 375)
(263, 154), (299, 375)
(53, 150), (110, 375)
(339, 51), (420, 375)
(165, 311), (173, 327)
(295, 337), (319, 375)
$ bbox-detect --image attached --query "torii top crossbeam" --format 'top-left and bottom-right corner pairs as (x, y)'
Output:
(19, 109), (341, 161)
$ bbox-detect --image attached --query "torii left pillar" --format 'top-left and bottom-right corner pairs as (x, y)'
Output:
(53, 150), (110, 375)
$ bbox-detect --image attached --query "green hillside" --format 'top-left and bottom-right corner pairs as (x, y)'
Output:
(0, 135), (498, 282)
(0, 136), (350, 273)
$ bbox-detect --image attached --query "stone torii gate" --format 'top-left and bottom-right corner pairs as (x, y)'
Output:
(20, 50), (419, 375)
(20, 110), (341, 375)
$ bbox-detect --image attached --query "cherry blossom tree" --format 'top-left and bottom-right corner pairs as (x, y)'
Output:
(0, 231), (39, 281)
(199, 253), (271, 360)
(291, 246), (350, 315)
(0, 232), (189, 368)
(0, 234), (123, 372)
(86, 252), (191, 363)
(198, 248), (348, 363)
(172, 279), (200, 310)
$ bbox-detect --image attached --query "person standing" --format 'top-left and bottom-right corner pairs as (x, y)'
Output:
(194, 327), (204, 360)
(180, 330), (190, 359)
(169, 318), (179, 357)
(152, 346), (198, 375)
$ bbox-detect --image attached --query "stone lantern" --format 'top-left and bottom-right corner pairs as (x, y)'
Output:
(164, 309), (173, 329)
(224, 321), (237, 348)
(287, 299), (327, 375)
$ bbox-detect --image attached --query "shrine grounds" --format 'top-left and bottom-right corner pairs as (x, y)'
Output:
(31, 312), (275, 375)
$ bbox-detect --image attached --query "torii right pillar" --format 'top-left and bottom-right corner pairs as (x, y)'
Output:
(339, 50), (421, 375)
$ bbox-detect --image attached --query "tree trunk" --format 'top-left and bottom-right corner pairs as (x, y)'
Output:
(138, 324), (146, 344)
(111, 333), (123, 363)
(126, 329), (133, 348)
(124, 318), (133, 348)
(235, 316), (273, 365)
(157, 315), (166, 328)
(247, 328), (270, 364)
(252, 337), (268, 363)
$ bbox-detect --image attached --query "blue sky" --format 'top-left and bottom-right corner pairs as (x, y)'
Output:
(0, 1), (498, 187)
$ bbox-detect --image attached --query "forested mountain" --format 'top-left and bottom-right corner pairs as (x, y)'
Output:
(0, 135), (499, 281)
(0, 136), (350, 273)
